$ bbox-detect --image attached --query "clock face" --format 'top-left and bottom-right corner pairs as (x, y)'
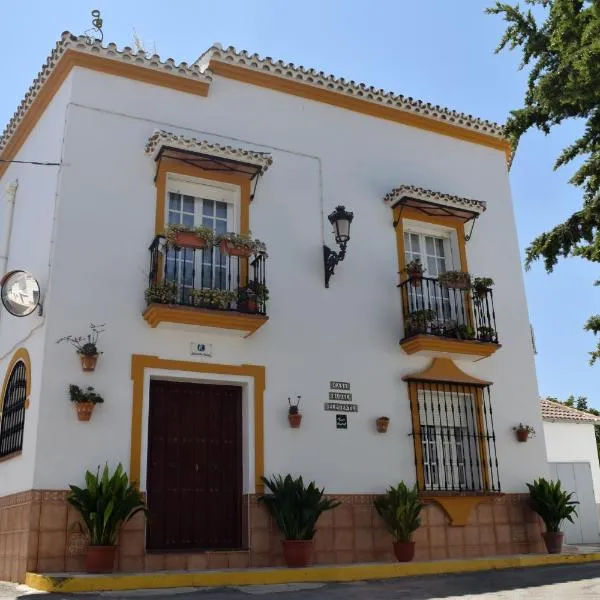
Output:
(0, 270), (40, 317)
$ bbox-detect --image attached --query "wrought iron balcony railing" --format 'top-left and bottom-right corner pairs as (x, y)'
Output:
(399, 276), (498, 344)
(147, 235), (268, 315)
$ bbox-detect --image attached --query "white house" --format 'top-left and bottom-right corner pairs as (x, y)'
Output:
(542, 398), (600, 544)
(0, 31), (549, 582)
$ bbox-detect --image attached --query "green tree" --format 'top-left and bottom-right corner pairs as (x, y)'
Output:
(487, 1), (600, 363)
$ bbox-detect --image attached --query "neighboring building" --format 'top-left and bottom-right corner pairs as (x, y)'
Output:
(542, 398), (600, 544)
(0, 31), (548, 582)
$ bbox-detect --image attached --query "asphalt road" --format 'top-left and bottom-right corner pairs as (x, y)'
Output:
(4, 563), (600, 599)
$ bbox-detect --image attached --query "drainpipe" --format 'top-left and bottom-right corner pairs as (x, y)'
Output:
(0, 180), (18, 277)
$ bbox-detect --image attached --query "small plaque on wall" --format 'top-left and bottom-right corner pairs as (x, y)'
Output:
(190, 342), (212, 357)
(330, 381), (350, 390)
(336, 414), (347, 429)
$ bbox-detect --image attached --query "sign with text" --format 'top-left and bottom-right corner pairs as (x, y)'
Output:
(190, 342), (212, 357)
(330, 381), (350, 390)
(329, 391), (352, 401)
(324, 402), (358, 413)
(336, 414), (348, 429)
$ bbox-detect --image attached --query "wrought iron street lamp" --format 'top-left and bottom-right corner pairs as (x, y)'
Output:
(323, 205), (354, 288)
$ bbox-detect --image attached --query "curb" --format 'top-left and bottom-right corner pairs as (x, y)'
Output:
(24, 552), (600, 593)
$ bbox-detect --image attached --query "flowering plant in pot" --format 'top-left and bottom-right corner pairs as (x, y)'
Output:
(514, 423), (535, 442)
(477, 325), (496, 343)
(438, 270), (471, 290)
(402, 260), (425, 287)
(165, 224), (214, 250)
(216, 232), (265, 258)
(527, 478), (578, 554)
(190, 288), (235, 310)
(259, 474), (340, 568)
(57, 323), (105, 372)
(67, 463), (147, 573)
(471, 277), (494, 299)
(145, 280), (179, 305)
(374, 482), (423, 562)
(405, 309), (437, 336)
(237, 281), (269, 313)
(288, 396), (302, 428)
(69, 384), (104, 421)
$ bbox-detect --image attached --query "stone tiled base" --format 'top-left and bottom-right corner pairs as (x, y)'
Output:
(0, 490), (544, 582)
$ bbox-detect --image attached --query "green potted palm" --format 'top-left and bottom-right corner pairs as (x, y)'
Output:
(527, 478), (578, 554)
(67, 464), (147, 573)
(259, 474), (340, 567)
(374, 482), (423, 562)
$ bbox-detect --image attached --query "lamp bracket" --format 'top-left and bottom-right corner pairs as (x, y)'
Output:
(323, 241), (348, 288)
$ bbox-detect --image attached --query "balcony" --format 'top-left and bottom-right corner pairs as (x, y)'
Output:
(142, 235), (268, 337)
(399, 276), (500, 361)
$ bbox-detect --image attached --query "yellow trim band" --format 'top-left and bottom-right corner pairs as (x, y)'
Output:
(130, 354), (265, 494)
(25, 552), (600, 593)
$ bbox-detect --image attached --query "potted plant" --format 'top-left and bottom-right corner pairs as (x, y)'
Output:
(190, 288), (236, 310)
(376, 416), (390, 433)
(216, 232), (263, 258)
(288, 396), (302, 428)
(165, 224), (214, 250)
(259, 474), (340, 567)
(237, 281), (269, 313)
(527, 478), (578, 554)
(514, 423), (535, 442)
(57, 323), (105, 372)
(145, 280), (179, 305)
(67, 463), (147, 573)
(405, 309), (437, 336)
(69, 384), (104, 421)
(438, 270), (471, 290)
(472, 277), (494, 299)
(374, 482), (423, 562)
(403, 260), (425, 287)
(456, 323), (475, 340)
(478, 325), (496, 342)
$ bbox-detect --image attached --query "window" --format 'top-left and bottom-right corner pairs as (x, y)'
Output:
(164, 178), (237, 296)
(0, 360), (27, 458)
(407, 379), (500, 493)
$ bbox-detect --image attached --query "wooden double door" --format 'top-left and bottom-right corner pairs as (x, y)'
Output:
(146, 380), (243, 551)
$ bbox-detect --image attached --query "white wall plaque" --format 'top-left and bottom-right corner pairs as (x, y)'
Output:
(190, 342), (212, 357)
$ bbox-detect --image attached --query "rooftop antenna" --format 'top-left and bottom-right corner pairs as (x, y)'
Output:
(84, 9), (104, 43)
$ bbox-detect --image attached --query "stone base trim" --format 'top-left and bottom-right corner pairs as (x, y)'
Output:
(0, 490), (545, 582)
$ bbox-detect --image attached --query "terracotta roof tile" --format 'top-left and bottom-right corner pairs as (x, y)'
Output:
(383, 185), (486, 214)
(540, 398), (600, 424)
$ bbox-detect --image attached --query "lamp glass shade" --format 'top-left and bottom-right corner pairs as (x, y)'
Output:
(334, 218), (351, 243)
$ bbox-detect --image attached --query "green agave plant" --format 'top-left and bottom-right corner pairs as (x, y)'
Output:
(527, 478), (578, 533)
(67, 463), (147, 546)
(374, 482), (423, 542)
(259, 474), (341, 540)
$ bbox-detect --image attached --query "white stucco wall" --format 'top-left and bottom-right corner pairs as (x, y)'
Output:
(544, 421), (600, 504)
(0, 74), (73, 495)
(0, 65), (548, 494)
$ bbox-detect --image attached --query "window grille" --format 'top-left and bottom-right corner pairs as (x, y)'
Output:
(0, 361), (27, 457)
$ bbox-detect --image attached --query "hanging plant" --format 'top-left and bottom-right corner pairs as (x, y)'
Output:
(472, 277), (494, 299)
(288, 396), (302, 428)
(69, 384), (104, 421)
(402, 260), (425, 287)
(514, 423), (535, 442)
(438, 271), (471, 290)
(165, 224), (214, 250)
(57, 323), (105, 373)
(216, 232), (266, 258)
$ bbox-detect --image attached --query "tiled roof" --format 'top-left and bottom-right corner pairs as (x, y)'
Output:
(0, 32), (212, 155)
(197, 44), (506, 140)
(383, 185), (487, 214)
(145, 130), (272, 174)
(540, 398), (600, 424)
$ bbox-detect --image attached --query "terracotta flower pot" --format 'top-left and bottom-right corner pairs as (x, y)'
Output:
(85, 545), (117, 573)
(174, 231), (207, 250)
(408, 273), (422, 288)
(80, 354), (98, 372)
(376, 417), (390, 433)
(288, 413), (302, 428)
(516, 428), (529, 442)
(239, 298), (258, 313)
(74, 402), (95, 422)
(542, 531), (564, 554)
(393, 541), (416, 562)
(281, 540), (314, 568)
(219, 240), (252, 258)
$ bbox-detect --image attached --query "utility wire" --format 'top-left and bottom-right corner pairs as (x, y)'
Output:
(0, 159), (61, 166)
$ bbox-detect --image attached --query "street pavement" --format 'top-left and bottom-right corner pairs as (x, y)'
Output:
(3, 563), (600, 599)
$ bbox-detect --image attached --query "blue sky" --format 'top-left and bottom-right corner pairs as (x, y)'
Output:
(1, 1), (596, 405)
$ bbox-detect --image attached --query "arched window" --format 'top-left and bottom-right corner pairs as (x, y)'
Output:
(0, 359), (28, 457)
